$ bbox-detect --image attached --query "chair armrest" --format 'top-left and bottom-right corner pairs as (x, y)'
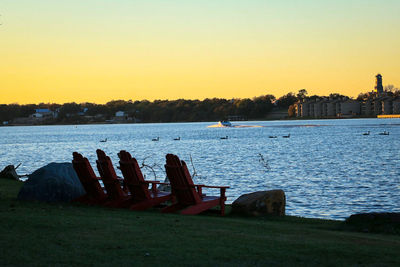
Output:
(94, 176), (123, 182)
(196, 185), (229, 200)
(199, 185), (230, 189)
(190, 184), (229, 197)
(141, 180), (169, 185)
(142, 180), (170, 193)
(191, 183), (205, 187)
(157, 182), (170, 185)
(142, 180), (161, 184)
(141, 181), (170, 185)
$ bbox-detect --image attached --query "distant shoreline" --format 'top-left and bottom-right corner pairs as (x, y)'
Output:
(0, 116), (385, 127)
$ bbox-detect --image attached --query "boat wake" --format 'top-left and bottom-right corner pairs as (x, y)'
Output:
(207, 124), (262, 128)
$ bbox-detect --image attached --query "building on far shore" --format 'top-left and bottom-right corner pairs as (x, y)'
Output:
(295, 94), (399, 118)
(113, 110), (138, 122)
(375, 74), (384, 94)
(293, 74), (400, 118)
(31, 109), (58, 119)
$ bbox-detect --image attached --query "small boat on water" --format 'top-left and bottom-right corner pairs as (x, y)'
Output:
(362, 131), (370, 136)
(282, 134), (290, 138)
(100, 138), (107, 142)
(220, 136), (228, 140)
(152, 137), (159, 141)
(173, 137), (180, 141)
(269, 135), (277, 139)
(379, 131), (389, 135)
(218, 120), (232, 127)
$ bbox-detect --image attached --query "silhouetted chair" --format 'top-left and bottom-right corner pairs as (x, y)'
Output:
(96, 149), (131, 208)
(118, 150), (172, 210)
(72, 152), (107, 205)
(163, 154), (229, 215)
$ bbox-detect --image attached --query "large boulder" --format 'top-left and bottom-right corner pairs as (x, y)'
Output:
(18, 162), (85, 202)
(232, 190), (286, 216)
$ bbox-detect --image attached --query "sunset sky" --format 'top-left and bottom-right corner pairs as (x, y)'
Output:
(1, 0), (399, 104)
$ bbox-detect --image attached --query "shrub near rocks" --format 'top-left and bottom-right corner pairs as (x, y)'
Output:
(345, 212), (400, 235)
(0, 165), (20, 180)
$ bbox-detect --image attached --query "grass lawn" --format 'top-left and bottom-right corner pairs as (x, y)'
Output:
(1, 179), (400, 266)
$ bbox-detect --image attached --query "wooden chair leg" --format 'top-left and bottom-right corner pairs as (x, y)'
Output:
(220, 200), (225, 216)
(220, 188), (226, 216)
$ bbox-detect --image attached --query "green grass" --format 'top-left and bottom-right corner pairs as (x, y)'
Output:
(1, 179), (400, 266)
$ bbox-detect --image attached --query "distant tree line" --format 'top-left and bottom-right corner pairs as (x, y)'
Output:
(357, 85), (400, 100)
(3, 86), (398, 123)
(0, 93), (302, 124)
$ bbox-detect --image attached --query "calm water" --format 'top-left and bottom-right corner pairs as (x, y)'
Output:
(1, 118), (399, 220)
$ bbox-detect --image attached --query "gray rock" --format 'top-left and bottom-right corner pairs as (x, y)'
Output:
(18, 162), (85, 202)
(232, 190), (286, 216)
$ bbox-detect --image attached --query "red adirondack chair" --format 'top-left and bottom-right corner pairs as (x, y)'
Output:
(96, 149), (131, 208)
(72, 152), (107, 205)
(118, 150), (172, 210)
(163, 154), (229, 215)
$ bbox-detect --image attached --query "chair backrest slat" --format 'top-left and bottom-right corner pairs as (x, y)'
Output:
(96, 149), (125, 200)
(165, 154), (202, 205)
(118, 150), (151, 200)
(72, 152), (105, 199)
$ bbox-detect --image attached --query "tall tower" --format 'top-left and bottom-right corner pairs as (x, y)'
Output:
(375, 74), (383, 94)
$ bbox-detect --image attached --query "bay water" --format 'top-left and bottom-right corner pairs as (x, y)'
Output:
(1, 118), (399, 220)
